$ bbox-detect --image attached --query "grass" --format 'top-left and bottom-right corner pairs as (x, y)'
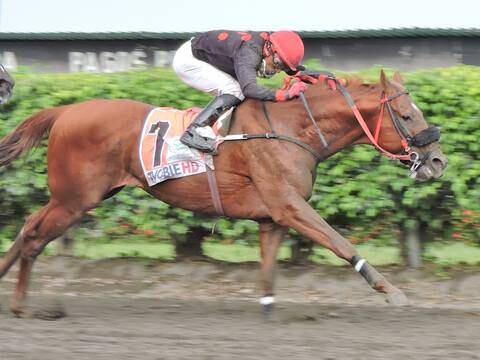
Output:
(424, 242), (480, 266)
(311, 242), (401, 266)
(50, 239), (401, 265)
(72, 241), (176, 260)
(1, 238), (477, 267)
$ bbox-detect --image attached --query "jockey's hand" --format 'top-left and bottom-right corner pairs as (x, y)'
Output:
(275, 81), (307, 102)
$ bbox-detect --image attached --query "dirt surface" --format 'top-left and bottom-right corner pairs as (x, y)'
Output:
(1, 257), (480, 360)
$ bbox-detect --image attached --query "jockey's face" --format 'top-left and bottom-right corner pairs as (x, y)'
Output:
(272, 53), (290, 72)
(257, 54), (283, 79)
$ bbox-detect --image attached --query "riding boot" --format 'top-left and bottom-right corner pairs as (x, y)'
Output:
(180, 94), (241, 153)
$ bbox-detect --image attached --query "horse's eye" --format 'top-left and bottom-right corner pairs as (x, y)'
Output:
(402, 115), (412, 121)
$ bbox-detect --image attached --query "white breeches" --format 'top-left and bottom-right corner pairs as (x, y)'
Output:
(172, 40), (245, 100)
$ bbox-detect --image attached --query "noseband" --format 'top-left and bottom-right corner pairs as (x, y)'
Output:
(378, 91), (440, 176)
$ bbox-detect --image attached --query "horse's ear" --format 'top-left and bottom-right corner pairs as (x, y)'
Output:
(380, 69), (389, 89)
(393, 71), (404, 84)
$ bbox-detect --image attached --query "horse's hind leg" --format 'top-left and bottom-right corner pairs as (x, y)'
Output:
(258, 221), (287, 314)
(10, 199), (84, 317)
(0, 232), (24, 279)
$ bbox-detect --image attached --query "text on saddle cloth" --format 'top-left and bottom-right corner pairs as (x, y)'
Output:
(139, 107), (232, 186)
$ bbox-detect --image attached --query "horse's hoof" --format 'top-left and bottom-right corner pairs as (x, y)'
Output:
(386, 290), (409, 306)
(33, 307), (67, 320)
(33, 301), (67, 320)
(263, 303), (274, 314)
(11, 305), (33, 319)
(262, 303), (274, 318)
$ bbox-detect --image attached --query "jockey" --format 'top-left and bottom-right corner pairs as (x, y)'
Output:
(0, 64), (15, 104)
(173, 30), (307, 153)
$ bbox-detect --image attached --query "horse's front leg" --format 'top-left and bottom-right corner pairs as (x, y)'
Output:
(267, 194), (408, 306)
(258, 221), (288, 314)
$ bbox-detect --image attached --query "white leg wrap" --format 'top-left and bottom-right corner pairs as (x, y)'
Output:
(259, 296), (275, 306)
(355, 258), (367, 272)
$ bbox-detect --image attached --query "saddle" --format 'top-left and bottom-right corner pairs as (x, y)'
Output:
(139, 107), (234, 186)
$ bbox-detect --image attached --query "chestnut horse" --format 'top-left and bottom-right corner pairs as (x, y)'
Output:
(0, 71), (446, 317)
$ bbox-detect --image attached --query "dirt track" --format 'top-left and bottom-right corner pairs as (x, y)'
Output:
(1, 257), (479, 360)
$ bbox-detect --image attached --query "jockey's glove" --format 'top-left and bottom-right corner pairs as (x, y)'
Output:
(275, 81), (307, 102)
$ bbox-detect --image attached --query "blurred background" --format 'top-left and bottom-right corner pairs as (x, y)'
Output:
(0, 0), (479, 268)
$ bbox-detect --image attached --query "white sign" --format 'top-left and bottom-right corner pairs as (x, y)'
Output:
(0, 49), (176, 73)
(0, 52), (18, 70)
(154, 50), (175, 67)
(69, 50), (148, 72)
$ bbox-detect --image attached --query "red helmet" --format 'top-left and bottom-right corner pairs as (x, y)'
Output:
(269, 31), (304, 71)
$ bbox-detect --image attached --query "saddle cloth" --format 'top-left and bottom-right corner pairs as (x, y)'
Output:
(139, 107), (231, 186)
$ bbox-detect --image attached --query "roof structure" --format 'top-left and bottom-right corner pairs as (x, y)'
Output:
(1, 28), (479, 41)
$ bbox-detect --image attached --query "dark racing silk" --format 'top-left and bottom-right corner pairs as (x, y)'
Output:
(191, 30), (278, 101)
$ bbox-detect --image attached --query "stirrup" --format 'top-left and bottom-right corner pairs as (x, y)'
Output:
(180, 129), (218, 154)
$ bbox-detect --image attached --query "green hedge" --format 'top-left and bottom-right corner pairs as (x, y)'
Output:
(0, 66), (479, 247)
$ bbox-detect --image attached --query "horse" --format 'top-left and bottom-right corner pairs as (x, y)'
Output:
(0, 70), (447, 317)
(0, 64), (15, 104)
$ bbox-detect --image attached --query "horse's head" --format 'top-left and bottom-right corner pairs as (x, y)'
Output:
(377, 70), (447, 181)
(0, 65), (15, 104)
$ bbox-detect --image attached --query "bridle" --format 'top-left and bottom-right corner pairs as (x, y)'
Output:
(317, 73), (440, 177)
(375, 90), (440, 176)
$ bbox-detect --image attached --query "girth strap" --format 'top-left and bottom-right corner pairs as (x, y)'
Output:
(206, 164), (225, 216)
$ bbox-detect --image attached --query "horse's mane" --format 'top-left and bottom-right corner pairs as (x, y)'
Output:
(311, 75), (381, 96)
(342, 76), (366, 88)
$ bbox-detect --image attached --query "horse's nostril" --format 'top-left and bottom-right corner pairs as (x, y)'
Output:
(432, 157), (446, 172)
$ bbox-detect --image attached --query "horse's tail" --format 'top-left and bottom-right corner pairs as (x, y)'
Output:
(0, 106), (66, 167)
